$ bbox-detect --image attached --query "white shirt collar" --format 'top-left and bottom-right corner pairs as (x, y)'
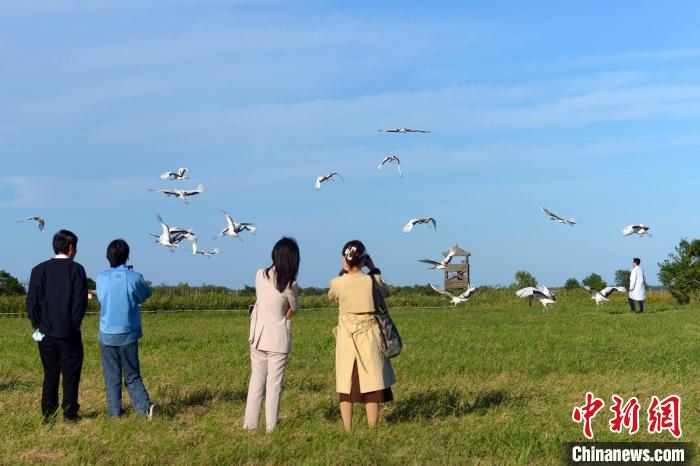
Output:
(54, 254), (69, 259)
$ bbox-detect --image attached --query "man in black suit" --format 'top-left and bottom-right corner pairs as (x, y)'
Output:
(26, 230), (88, 422)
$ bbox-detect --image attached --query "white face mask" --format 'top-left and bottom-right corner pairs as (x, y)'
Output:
(32, 329), (45, 341)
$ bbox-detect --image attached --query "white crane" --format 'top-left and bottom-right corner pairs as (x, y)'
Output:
(151, 215), (181, 251)
(148, 184), (204, 204)
(516, 286), (557, 309)
(315, 172), (344, 190)
(403, 217), (437, 233)
(16, 216), (45, 232)
(377, 127), (431, 133)
(584, 286), (626, 308)
(194, 244), (219, 257)
(418, 247), (455, 270)
(216, 209), (256, 241)
(377, 155), (403, 177)
(622, 224), (651, 237)
(170, 230), (198, 249)
(430, 284), (476, 306)
(188, 237), (218, 256)
(159, 167), (189, 180)
(539, 206), (577, 226)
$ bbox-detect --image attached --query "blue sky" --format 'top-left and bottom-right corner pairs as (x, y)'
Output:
(2, 0), (700, 288)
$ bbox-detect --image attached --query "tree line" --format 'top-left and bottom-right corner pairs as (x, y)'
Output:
(3, 238), (700, 304)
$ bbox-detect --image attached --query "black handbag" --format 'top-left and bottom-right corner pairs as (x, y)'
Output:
(370, 274), (403, 358)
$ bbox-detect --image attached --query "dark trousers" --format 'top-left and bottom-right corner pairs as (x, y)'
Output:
(100, 341), (152, 417)
(628, 298), (644, 313)
(37, 335), (84, 420)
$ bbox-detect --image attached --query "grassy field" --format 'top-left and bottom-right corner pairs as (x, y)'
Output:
(0, 293), (698, 464)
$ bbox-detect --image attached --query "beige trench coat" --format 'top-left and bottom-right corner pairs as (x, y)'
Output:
(329, 272), (396, 394)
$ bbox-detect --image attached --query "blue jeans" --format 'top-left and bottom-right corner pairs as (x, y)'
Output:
(628, 298), (644, 313)
(100, 341), (152, 417)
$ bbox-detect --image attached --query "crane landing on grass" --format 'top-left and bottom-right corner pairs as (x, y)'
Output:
(516, 286), (557, 309)
(584, 286), (626, 309)
(430, 284), (476, 306)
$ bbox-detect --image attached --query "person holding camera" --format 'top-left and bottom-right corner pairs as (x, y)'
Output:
(328, 240), (395, 430)
(96, 239), (155, 419)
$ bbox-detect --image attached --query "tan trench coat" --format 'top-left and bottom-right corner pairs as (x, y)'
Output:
(329, 272), (396, 394)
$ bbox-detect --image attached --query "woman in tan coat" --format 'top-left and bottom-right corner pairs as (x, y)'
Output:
(329, 240), (395, 430)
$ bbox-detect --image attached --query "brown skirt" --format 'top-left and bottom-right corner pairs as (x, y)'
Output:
(339, 361), (393, 403)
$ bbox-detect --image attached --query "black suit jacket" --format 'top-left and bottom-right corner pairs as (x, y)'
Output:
(26, 258), (88, 339)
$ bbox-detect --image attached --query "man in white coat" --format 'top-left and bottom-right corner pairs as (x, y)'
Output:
(628, 258), (646, 313)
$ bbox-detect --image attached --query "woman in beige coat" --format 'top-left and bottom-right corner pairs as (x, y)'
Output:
(329, 240), (395, 430)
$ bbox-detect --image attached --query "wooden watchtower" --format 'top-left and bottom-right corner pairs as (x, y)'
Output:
(443, 245), (470, 291)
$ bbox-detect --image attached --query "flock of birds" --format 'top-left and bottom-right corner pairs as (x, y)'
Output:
(147, 169), (257, 257)
(14, 126), (652, 308)
(423, 205), (650, 308)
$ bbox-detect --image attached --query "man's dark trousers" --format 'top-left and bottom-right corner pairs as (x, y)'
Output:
(38, 334), (84, 420)
(628, 297), (645, 313)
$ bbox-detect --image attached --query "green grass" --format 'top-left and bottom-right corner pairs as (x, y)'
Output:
(0, 295), (698, 464)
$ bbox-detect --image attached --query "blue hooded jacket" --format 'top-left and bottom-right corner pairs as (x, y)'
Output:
(97, 265), (152, 337)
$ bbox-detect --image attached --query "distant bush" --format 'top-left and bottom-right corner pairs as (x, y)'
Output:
(563, 278), (580, 290)
(658, 238), (700, 304)
(614, 269), (631, 288)
(513, 271), (537, 289)
(0, 286), (680, 316)
(0, 271), (25, 296)
(582, 273), (607, 291)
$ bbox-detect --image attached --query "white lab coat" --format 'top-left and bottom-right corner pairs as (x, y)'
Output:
(629, 266), (646, 301)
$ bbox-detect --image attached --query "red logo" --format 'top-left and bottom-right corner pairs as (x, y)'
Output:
(572, 392), (605, 439)
(647, 395), (682, 438)
(572, 393), (682, 439)
(609, 395), (640, 435)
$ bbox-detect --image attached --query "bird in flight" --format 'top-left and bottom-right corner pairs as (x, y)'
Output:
(170, 230), (198, 249)
(418, 247), (456, 270)
(193, 244), (220, 257)
(151, 215), (184, 251)
(315, 172), (344, 190)
(217, 209), (256, 241)
(516, 286), (557, 309)
(160, 167), (190, 181)
(377, 128), (430, 133)
(148, 184), (204, 204)
(430, 284), (476, 306)
(622, 224), (651, 237)
(403, 217), (437, 233)
(377, 155), (403, 177)
(539, 206), (577, 226)
(584, 286), (626, 309)
(17, 216), (45, 232)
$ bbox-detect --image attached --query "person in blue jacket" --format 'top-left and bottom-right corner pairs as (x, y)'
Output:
(96, 239), (155, 419)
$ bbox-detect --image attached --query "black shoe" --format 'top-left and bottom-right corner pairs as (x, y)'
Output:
(64, 415), (80, 423)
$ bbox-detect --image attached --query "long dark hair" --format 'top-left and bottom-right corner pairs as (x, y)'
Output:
(265, 237), (300, 292)
(339, 240), (366, 275)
